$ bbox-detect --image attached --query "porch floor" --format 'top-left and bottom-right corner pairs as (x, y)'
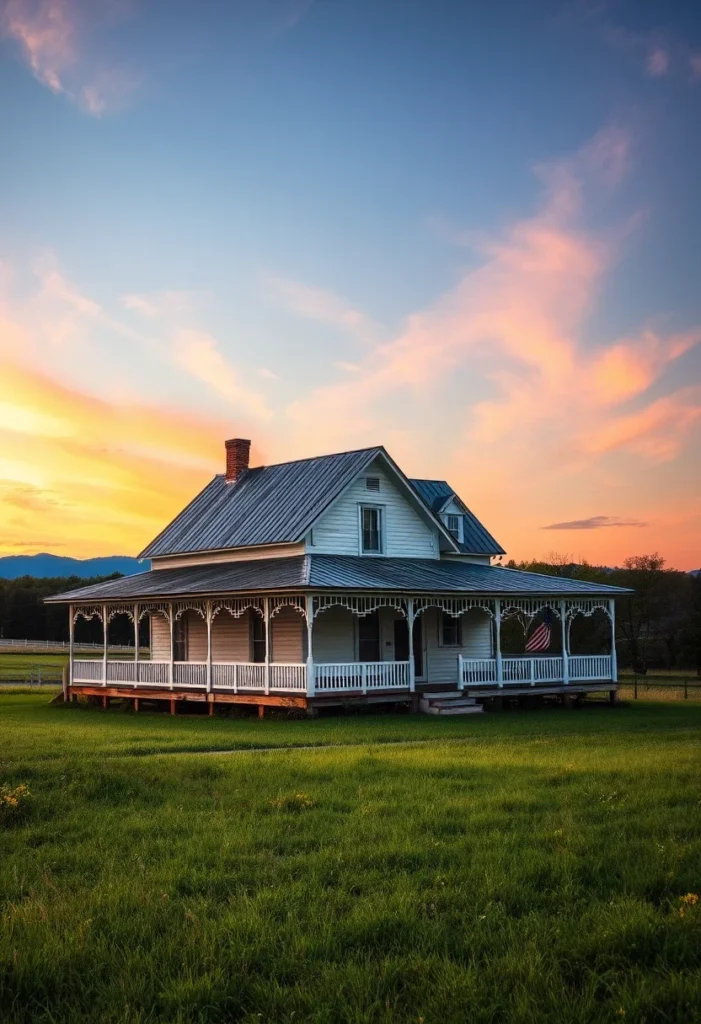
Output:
(66, 679), (618, 712)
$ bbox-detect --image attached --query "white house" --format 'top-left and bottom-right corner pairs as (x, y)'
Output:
(49, 439), (629, 714)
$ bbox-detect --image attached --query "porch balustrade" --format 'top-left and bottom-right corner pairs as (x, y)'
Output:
(459, 654), (612, 688)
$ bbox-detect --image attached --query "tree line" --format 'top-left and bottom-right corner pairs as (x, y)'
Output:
(0, 554), (699, 671)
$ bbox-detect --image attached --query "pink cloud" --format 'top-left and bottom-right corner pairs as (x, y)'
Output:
(0, 0), (139, 114)
(646, 47), (670, 77)
(283, 126), (701, 566)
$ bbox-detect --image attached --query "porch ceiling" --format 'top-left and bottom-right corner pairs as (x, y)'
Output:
(46, 555), (632, 604)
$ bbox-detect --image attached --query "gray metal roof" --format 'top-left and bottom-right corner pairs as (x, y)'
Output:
(140, 447), (383, 558)
(48, 555), (630, 603)
(410, 479), (505, 555)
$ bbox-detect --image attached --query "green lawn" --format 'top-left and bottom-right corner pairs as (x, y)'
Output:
(1, 696), (700, 1023)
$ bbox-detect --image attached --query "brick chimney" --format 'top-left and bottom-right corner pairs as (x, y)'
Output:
(225, 438), (251, 483)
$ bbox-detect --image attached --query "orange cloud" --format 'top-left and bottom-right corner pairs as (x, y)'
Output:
(283, 127), (701, 568)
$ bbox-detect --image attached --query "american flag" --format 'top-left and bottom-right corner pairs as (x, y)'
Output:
(525, 609), (552, 652)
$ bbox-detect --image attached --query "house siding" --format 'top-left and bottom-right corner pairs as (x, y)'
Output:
(271, 606), (304, 662)
(312, 606), (356, 662)
(150, 614), (171, 661)
(422, 608), (492, 682)
(307, 460), (439, 558)
(211, 610), (251, 662)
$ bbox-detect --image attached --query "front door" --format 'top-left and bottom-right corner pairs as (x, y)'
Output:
(394, 617), (424, 679)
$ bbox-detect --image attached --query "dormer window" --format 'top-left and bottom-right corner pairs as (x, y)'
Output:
(360, 505), (383, 554)
(365, 477), (380, 492)
(445, 514), (461, 541)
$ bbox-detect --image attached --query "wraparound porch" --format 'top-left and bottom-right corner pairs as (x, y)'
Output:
(67, 591), (617, 701)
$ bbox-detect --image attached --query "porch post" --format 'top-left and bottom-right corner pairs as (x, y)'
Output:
(609, 599), (618, 682)
(68, 605), (74, 695)
(264, 596), (270, 696)
(407, 597), (415, 692)
(206, 600), (213, 694)
(306, 594), (315, 698)
(134, 603), (140, 688)
(494, 598), (503, 688)
(560, 600), (569, 686)
(168, 602), (174, 690)
(102, 604), (108, 687)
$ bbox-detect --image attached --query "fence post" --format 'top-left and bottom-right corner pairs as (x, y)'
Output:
(634, 676), (638, 700)
(684, 678), (688, 700)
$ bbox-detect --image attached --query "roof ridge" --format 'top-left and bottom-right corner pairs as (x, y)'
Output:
(223, 444), (385, 475)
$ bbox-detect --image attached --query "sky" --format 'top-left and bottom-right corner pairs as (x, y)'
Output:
(0, 0), (700, 569)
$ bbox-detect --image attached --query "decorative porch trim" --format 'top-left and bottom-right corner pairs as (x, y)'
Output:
(566, 598), (612, 621)
(174, 601), (207, 620)
(414, 596), (495, 619)
(500, 599), (560, 624)
(73, 605), (103, 624)
(313, 594), (406, 617)
(106, 604), (135, 623)
(211, 597), (265, 619)
(138, 603), (170, 622)
(270, 595), (307, 621)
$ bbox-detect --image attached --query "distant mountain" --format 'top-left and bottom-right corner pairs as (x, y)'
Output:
(0, 553), (148, 580)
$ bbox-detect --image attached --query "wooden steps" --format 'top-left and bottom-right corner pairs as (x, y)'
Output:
(419, 691), (484, 716)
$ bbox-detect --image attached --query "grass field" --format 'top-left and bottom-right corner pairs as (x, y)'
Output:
(1, 695), (700, 1022)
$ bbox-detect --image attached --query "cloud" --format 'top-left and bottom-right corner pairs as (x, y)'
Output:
(646, 47), (670, 77)
(0, 0), (139, 115)
(173, 329), (272, 421)
(542, 516), (648, 531)
(263, 273), (384, 343)
(284, 125), (701, 567)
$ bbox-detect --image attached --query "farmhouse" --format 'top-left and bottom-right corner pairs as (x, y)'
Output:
(48, 440), (629, 714)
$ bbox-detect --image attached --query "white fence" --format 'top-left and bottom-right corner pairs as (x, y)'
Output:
(314, 661), (410, 693)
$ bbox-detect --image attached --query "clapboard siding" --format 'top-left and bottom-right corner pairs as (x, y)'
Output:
(312, 606), (355, 662)
(183, 610), (207, 661)
(423, 608), (492, 682)
(271, 606), (304, 662)
(150, 615), (171, 660)
(307, 460), (439, 558)
(211, 610), (251, 662)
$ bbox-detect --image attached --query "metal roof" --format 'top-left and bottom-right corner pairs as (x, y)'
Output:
(410, 479), (505, 556)
(48, 555), (630, 603)
(139, 447), (383, 558)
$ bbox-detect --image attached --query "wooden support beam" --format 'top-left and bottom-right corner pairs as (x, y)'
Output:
(208, 701), (214, 717)
(102, 694), (108, 710)
(170, 698), (176, 716)
(258, 704), (265, 719)
(133, 697), (139, 713)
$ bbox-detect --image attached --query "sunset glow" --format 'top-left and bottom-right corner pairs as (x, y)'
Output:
(1, 0), (700, 568)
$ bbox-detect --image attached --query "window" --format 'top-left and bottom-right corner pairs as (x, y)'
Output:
(440, 611), (462, 647)
(173, 616), (187, 661)
(361, 505), (383, 554)
(445, 514), (461, 540)
(251, 611), (266, 663)
(365, 476), (380, 492)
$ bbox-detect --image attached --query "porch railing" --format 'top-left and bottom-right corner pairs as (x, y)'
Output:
(314, 661), (410, 693)
(569, 655), (612, 681)
(459, 654), (613, 688)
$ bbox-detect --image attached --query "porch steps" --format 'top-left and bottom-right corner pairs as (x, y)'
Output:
(419, 691), (484, 716)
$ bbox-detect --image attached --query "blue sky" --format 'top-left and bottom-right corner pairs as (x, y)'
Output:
(0, 0), (700, 567)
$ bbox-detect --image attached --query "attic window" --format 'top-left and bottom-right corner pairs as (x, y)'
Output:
(365, 477), (380, 492)
(445, 514), (461, 540)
